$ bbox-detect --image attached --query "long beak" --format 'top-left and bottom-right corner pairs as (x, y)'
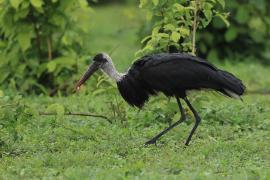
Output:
(75, 62), (100, 91)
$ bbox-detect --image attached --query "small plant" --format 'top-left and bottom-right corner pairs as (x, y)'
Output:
(0, 92), (36, 156)
(137, 0), (228, 56)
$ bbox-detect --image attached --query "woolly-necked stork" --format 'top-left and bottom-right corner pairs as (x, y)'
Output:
(76, 53), (245, 146)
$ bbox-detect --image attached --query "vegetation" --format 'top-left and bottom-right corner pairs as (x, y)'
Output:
(139, 0), (270, 62)
(198, 0), (270, 62)
(0, 0), (92, 94)
(0, 2), (269, 179)
(1, 88), (270, 179)
(137, 0), (228, 56)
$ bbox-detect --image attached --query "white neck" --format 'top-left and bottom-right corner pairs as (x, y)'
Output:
(101, 60), (124, 82)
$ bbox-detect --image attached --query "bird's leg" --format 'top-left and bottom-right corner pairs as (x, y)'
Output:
(183, 97), (201, 146)
(145, 97), (186, 145)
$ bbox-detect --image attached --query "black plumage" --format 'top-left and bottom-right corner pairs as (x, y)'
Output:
(76, 52), (245, 146)
(117, 53), (245, 108)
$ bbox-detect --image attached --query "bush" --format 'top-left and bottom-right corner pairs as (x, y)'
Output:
(138, 0), (270, 63)
(87, 0), (136, 5)
(136, 0), (228, 57)
(0, 0), (92, 95)
(198, 0), (270, 63)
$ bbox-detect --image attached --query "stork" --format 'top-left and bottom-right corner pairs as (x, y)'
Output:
(76, 53), (245, 146)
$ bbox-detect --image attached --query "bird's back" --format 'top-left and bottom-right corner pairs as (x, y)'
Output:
(131, 53), (218, 71)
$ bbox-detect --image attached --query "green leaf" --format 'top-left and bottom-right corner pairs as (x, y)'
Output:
(157, 33), (169, 38)
(203, 9), (212, 21)
(164, 24), (175, 31)
(178, 27), (190, 36)
(225, 27), (238, 42)
(217, 0), (225, 8)
(47, 61), (57, 72)
(236, 7), (250, 24)
(173, 3), (185, 13)
(152, 26), (160, 35)
(30, 0), (43, 8)
(49, 13), (66, 29)
(141, 35), (152, 43)
(212, 17), (226, 29)
(152, 0), (159, 6)
(17, 32), (32, 52)
(9, 0), (23, 10)
(204, 2), (213, 10)
(14, 8), (29, 20)
(216, 13), (230, 27)
(171, 32), (180, 43)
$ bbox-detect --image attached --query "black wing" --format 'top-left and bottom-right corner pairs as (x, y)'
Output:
(132, 53), (218, 71)
(130, 53), (244, 98)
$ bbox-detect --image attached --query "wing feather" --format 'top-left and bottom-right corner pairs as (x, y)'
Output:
(127, 53), (244, 99)
(129, 53), (221, 97)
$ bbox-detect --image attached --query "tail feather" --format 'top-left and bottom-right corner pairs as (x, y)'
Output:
(217, 70), (245, 98)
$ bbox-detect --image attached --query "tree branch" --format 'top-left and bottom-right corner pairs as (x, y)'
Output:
(39, 112), (112, 123)
(34, 24), (41, 58)
(192, 0), (199, 55)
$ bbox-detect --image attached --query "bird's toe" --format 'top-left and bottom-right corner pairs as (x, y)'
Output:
(144, 139), (157, 146)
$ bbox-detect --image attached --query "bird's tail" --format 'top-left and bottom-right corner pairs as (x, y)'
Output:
(217, 70), (246, 99)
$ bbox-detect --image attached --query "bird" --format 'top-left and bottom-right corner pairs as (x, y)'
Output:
(76, 52), (245, 146)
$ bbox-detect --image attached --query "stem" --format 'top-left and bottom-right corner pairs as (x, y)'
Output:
(0, 104), (17, 108)
(28, 6), (41, 59)
(39, 112), (112, 123)
(34, 24), (41, 58)
(192, 0), (199, 55)
(47, 35), (52, 60)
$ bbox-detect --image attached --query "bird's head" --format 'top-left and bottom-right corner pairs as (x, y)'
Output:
(75, 52), (112, 90)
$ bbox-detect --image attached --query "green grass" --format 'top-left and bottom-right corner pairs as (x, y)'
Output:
(1, 4), (270, 180)
(0, 92), (269, 179)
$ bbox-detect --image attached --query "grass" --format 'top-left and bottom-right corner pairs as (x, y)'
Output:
(1, 4), (270, 180)
(0, 92), (269, 179)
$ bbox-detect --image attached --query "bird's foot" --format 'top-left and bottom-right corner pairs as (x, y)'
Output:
(144, 138), (157, 146)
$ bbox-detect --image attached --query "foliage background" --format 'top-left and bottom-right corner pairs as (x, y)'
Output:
(138, 0), (270, 62)
(198, 0), (270, 62)
(0, 0), (92, 95)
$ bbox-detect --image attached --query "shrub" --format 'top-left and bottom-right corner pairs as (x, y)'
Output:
(136, 0), (228, 57)
(0, 0), (92, 95)
(138, 0), (270, 63)
(198, 0), (270, 62)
